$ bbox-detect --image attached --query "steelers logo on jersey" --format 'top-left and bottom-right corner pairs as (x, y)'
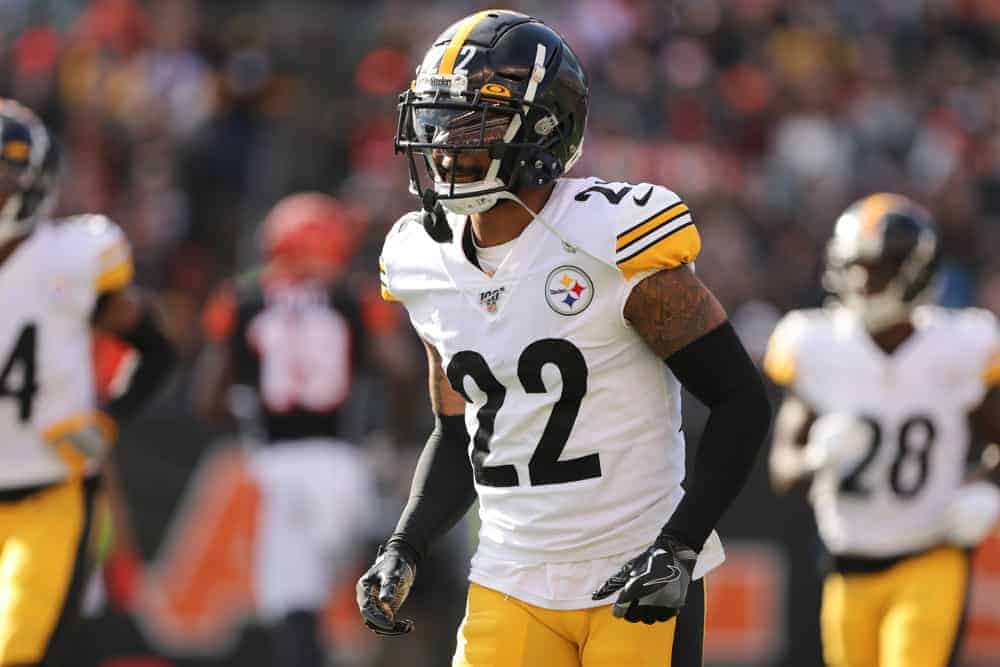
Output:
(545, 266), (594, 316)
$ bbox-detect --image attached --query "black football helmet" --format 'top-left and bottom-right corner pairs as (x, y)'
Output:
(0, 99), (58, 245)
(824, 193), (940, 331)
(395, 10), (588, 215)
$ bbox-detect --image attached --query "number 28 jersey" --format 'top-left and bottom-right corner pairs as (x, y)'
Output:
(380, 177), (725, 579)
(0, 216), (133, 489)
(764, 306), (1000, 557)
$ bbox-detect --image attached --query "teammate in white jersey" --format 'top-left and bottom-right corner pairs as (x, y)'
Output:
(355, 11), (772, 666)
(0, 100), (174, 665)
(765, 193), (1000, 667)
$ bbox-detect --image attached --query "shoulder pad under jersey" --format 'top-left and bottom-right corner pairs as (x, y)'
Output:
(928, 306), (1000, 389)
(379, 211), (445, 304)
(762, 308), (832, 388)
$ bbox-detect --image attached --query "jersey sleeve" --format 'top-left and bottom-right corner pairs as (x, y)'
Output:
(378, 211), (426, 305)
(85, 216), (134, 294)
(970, 310), (1000, 390)
(763, 311), (809, 389)
(379, 256), (398, 302)
(613, 184), (700, 280)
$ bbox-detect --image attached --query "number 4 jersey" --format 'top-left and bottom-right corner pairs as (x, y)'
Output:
(764, 305), (1000, 557)
(380, 176), (725, 606)
(0, 216), (133, 489)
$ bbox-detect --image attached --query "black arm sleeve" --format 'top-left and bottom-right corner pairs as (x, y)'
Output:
(106, 307), (176, 420)
(387, 414), (477, 565)
(661, 321), (772, 551)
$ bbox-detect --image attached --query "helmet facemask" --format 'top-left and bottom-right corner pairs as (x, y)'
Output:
(395, 40), (579, 217)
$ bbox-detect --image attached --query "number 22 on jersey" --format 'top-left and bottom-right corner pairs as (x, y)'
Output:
(446, 338), (601, 488)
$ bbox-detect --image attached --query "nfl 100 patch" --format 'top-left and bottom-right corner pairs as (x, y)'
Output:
(545, 266), (594, 316)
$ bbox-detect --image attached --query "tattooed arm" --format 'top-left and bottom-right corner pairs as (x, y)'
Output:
(624, 265), (772, 551)
(624, 265), (727, 357)
(385, 339), (475, 564)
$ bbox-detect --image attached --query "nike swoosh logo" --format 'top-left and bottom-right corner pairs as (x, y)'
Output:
(643, 566), (682, 588)
(633, 187), (653, 206)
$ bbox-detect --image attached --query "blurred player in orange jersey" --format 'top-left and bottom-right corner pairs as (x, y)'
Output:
(0, 99), (175, 666)
(190, 192), (406, 667)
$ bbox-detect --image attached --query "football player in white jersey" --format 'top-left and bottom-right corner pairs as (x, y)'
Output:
(765, 194), (1000, 667)
(355, 11), (772, 666)
(0, 100), (174, 666)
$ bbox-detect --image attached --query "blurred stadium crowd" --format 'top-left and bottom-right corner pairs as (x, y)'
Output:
(2, 0), (998, 665)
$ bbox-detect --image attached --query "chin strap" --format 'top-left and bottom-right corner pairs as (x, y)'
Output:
(496, 190), (618, 271)
(419, 186), (619, 273)
(421, 189), (453, 242)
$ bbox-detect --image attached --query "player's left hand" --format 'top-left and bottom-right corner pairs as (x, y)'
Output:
(42, 411), (117, 479)
(592, 532), (697, 624)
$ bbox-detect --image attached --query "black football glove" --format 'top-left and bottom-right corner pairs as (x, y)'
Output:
(592, 532), (697, 624)
(356, 542), (417, 636)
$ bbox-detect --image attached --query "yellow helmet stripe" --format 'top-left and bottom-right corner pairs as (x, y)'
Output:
(438, 9), (517, 75)
(858, 192), (905, 235)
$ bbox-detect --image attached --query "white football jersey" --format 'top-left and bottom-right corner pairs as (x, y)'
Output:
(381, 177), (725, 608)
(0, 215), (133, 488)
(765, 305), (1000, 557)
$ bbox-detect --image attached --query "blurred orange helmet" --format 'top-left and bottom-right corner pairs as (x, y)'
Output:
(262, 192), (354, 280)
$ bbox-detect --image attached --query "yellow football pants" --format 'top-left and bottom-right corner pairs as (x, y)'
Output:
(453, 580), (705, 667)
(821, 546), (969, 667)
(0, 479), (95, 666)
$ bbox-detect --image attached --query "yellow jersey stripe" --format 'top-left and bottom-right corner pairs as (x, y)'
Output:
(615, 203), (688, 252)
(94, 259), (134, 293)
(438, 9), (517, 74)
(617, 220), (695, 265)
(763, 340), (796, 386)
(984, 349), (1000, 387)
(42, 410), (118, 444)
(380, 284), (399, 302)
(618, 224), (700, 280)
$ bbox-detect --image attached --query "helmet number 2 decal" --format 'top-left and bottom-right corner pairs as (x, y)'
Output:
(454, 46), (477, 75)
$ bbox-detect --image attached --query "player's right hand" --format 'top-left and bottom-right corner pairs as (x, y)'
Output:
(356, 542), (417, 636)
(804, 412), (872, 473)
